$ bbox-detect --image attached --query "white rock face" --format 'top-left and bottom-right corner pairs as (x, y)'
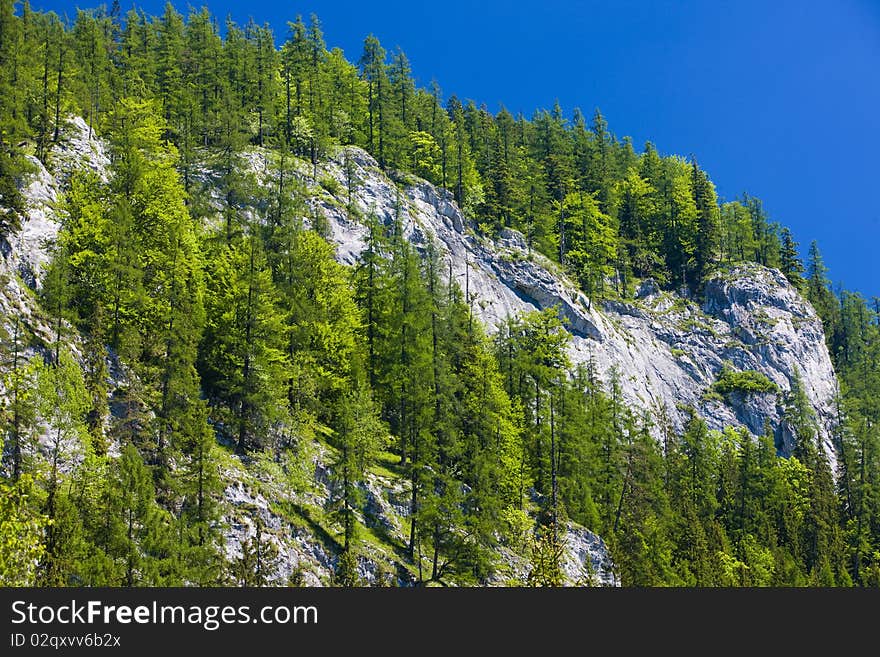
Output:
(317, 146), (839, 463)
(4, 127), (840, 464)
(5, 116), (109, 290)
(2, 116), (107, 333)
(562, 523), (619, 586)
(2, 120), (97, 311)
(0, 118), (106, 478)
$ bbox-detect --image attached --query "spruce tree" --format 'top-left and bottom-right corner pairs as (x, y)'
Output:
(779, 226), (805, 290)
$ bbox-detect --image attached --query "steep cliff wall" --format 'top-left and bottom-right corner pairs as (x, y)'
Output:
(315, 147), (839, 463)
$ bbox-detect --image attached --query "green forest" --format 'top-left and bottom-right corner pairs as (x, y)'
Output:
(1, 0), (878, 587)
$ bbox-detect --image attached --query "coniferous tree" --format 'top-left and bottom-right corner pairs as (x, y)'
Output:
(106, 444), (175, 585)
(0, 475), (49, 585)
(359, 35), (387, 166)
(36, 349), (89, 586)
(1, 319), (40, 481)
(0, 148), (29, 242)
(779, 227), (805, 290)
(329, 382), (384, 551)
(691, 159), (720, 285)
(200, 232), (287, 454)
(231, 518), (280, 586)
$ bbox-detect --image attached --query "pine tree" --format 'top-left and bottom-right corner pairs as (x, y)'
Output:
(779, 227), (805, 290)
(156, 3), (185, 136)
(36, 348), (89, 585)
(106, 444), (175, 585)
(388, 240), (434, 560)
(661, 159), (698, 288)
(231, 518), (280, 586)
(282, 230), (361, 422)
(0, 0), (27, 149)
(199, 233), (287, 453)
(609, 414), (679, 586)
(0, 147), (29, 242)
(587, 108), (614, 214)
(526, 528), (565, 587)
(329, 382), (384, 550)
(501, 308), (570, 540)
(359, 35), (387, 166)
(617, 167), (659, 280)
(175, 399), (224, 585)
(1, 315), (39, 481)
(691, 159), (720, 285)
(389, 47), (414, 132)
(561, 190), (617, 300)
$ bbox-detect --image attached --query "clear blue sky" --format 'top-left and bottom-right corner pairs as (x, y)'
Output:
(33, 0), (880, 297)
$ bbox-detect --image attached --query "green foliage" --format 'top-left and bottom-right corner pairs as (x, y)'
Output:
(101, 444), (178, 585)
(779, 227), (805, 290)
(712, 365), (778, 396)
(1, 0), (876, 590)
(320, 175), (341, 196)
(329, 383), (385, 549)
(0, 0), (805, 298)
(0, 325), (42, 480)
(561, 191), (617, 297)
(199, 234), (288, 453)
(408, 130), (441, 183)
(283, 230), (362, 419)
(526, 529), (565, 587)
(0, 475), (48, 585)
(333, 547), (361, 587)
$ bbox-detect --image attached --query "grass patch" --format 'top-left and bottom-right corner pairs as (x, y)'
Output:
(701, 390), (725, 404)
(753, 308), (779, 328)
(371, 450), (405, 479)
(288, 501), (343, 554)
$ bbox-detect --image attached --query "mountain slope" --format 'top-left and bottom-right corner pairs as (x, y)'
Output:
(0, 0), (871, 588)
(311, 146), (839, 463)
(2, 118), (620, 586)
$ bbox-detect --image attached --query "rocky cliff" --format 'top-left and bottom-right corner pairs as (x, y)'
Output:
(1, 119), (839, 585)
(314, 147), (840, 464)
(1, 119), (618, 586)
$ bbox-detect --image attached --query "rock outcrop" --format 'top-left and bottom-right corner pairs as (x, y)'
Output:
(316, 146), (839, 463)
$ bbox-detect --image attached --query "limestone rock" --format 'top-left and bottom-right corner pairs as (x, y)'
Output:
(317, 146), (839, 464)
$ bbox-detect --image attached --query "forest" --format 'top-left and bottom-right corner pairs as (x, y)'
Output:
(0, 0), (878, 587)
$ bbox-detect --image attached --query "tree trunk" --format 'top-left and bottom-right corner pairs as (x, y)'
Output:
(237, 238), (256, 454)
(53, 36), (64, 144)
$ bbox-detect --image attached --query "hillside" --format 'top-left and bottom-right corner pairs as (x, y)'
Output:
(1, 2), (879, 588)
(313, 145), (839, 460)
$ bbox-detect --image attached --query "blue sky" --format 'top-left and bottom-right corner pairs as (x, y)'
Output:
(32, 0), (880, 297)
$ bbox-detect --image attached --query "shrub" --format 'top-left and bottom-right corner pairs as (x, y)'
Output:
(320, 175), (341, 196)
(712, 364), (777, 395)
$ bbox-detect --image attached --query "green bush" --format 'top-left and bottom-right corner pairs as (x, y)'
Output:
(320, 175), (341, 196)
(712, 365), (777, 395)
